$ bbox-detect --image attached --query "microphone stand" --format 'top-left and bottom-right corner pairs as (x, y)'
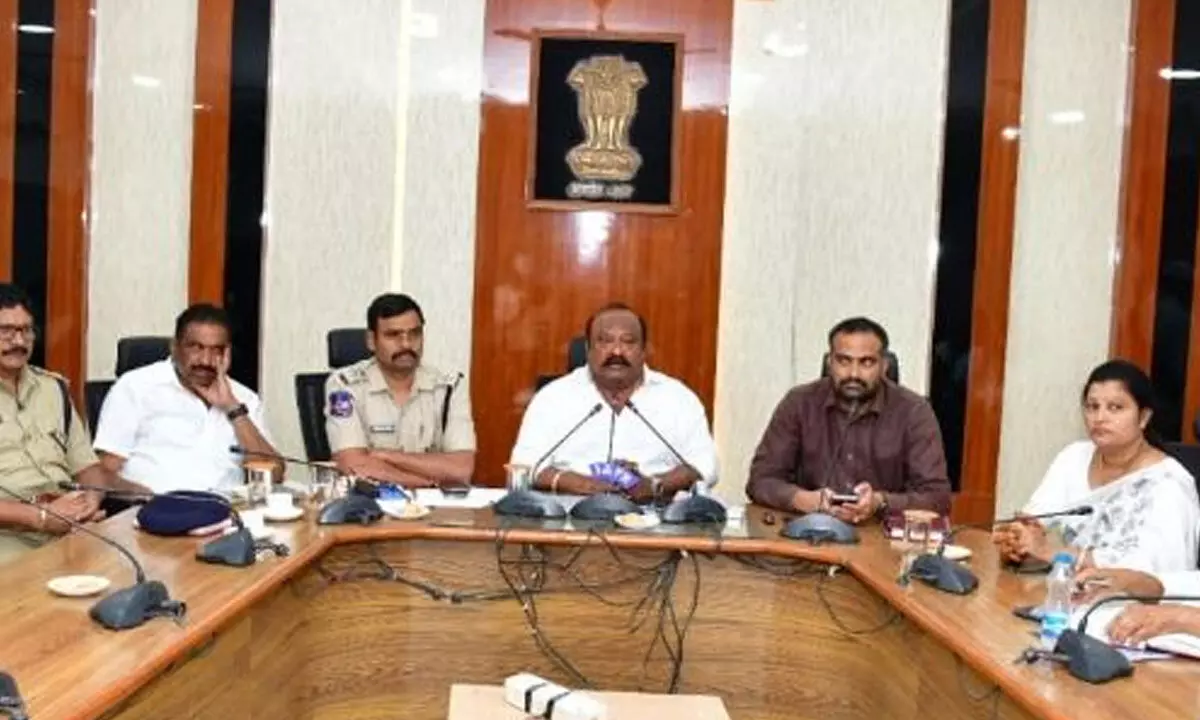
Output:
(229, 446), (384, 525)
(1042, 592), (1200, 684)
(908, 506), (1095, 596)
(625, 400), (726, 524)
(0, 485), (184, 631)
(495, 403), (603, 520)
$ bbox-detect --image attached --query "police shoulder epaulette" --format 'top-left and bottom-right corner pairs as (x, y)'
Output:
(29, 366), (66, 383)
(336, 363), (370, 386)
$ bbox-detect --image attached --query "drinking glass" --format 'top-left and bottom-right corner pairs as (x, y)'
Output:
(504, 463), (532, 492)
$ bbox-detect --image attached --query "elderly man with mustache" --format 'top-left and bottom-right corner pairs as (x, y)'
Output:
(510, 302), (717, 504)
(746, 317), (951, 524)
(95, 303), (280, 494)
(325, 293), (475, 488)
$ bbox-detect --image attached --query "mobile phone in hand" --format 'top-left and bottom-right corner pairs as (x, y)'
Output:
(830, 493), (860, 506)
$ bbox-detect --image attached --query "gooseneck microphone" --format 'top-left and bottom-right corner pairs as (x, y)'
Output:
(624, 400), (726, 524)
(0, 485), (184, 631)
(529, 403), (603, 483)
(58, 481), (281, 567)
(494, 403), (603, 520)
(0, 671), (28, 720)
(939, 505), (1095, 554)
(906, 505), (1095, 596)
(229, 446), (384, 525)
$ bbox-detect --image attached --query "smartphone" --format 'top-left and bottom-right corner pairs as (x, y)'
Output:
(1012, 604), (1044, 623)
(440, 484), (471, 498)
(830, 493), (860, 506)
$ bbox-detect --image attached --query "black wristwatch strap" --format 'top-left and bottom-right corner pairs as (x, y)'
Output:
(226, 403), (249, 421)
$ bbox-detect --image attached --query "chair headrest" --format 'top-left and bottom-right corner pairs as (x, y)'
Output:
(327, 328), (371, 368)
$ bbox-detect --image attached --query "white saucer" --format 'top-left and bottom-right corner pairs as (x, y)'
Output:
(615, 512), (661, 530)
(379, 500), (431, 521)
(942, 544), (973, 561)
(263, 506), (304, 522)
(48, 575), (110, 598)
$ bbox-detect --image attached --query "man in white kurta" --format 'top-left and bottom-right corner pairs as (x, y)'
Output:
(509, 303), (716, 504)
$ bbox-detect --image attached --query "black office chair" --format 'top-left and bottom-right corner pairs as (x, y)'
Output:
(115, 336), (171, 376)
(535, 336), (588, 391)
(83, 380), (115, 433)
(83, 336), (172, 432)
(327, 328), (370, 369)
(820, 350), (900, 384)
(295, 372), (332, 462)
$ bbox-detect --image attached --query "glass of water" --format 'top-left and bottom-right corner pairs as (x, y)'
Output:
(307, 462), (340, 507)
(504, 463), (532, 492)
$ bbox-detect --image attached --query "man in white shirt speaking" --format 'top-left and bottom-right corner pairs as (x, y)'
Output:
(510, 302), (717, 504)
(93, 304), (280, 494)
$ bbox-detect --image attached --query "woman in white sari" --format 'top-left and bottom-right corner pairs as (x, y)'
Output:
(993, 359), (1200, 574)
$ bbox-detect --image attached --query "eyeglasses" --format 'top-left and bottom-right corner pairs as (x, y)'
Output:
(0, 325), (37, 342)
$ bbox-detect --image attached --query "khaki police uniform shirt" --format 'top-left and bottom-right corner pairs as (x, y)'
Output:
(0, 366), (98, 565)
(324, 360), (476, 455)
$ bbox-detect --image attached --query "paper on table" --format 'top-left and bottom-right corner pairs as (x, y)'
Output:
(1072, 603), (1199, 662)
(413, 488), (507, 509)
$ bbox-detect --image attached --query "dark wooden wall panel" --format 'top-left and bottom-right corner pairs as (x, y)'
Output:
(0, 0), (15, 281)
(1110, 0), (1175, 368)
(44, 0), (91, 402)
(953, 0), (1027, 524)
(188, 0), (234, 305)
(470, 0), (732, 484)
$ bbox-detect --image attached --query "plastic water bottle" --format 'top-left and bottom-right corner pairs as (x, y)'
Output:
(1039, 552), (1075, 650)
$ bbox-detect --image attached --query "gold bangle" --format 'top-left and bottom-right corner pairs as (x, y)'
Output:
(549, 469), (563, 494)
(38, 508), (47, 531)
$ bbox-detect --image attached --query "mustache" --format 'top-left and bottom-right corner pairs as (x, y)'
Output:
(190, 365), (216, 375)
(837, 379), (866, 388)
(2, 347), (28, 357)
(603, 356), (631, 367)
(391, 350), (418, 362)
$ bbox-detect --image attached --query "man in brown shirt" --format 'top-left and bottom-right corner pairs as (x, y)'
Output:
(746, 317), (951, 523)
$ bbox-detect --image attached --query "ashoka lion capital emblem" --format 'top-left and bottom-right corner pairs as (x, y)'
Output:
(565, 54), (648, 183)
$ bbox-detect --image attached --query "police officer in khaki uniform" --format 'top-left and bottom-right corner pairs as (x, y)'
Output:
(0, 285), (121, 565)
(325, 293), (475, 487)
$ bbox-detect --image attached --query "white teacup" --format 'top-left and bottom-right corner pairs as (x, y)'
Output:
(266, 491), (294, 515)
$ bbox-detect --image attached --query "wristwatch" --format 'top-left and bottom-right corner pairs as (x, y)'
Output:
(875, 491), (890, 516)
(226, 403), (249, 421)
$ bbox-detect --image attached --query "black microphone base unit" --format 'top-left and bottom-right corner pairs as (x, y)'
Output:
(89, 581), (186, 631)
(661, 495), (727, 525)
(317, 494), (384, 525)
(196, 528), (259, 567)
(780, 513), (859, 545)
(493, 490), (567, 519)
(569, 493), (640, 521)
(908, 554), (979, 595)
(1053, 630), (1134, 684)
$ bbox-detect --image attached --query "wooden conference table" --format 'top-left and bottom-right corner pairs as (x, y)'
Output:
(2, 504), (1198, 720)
